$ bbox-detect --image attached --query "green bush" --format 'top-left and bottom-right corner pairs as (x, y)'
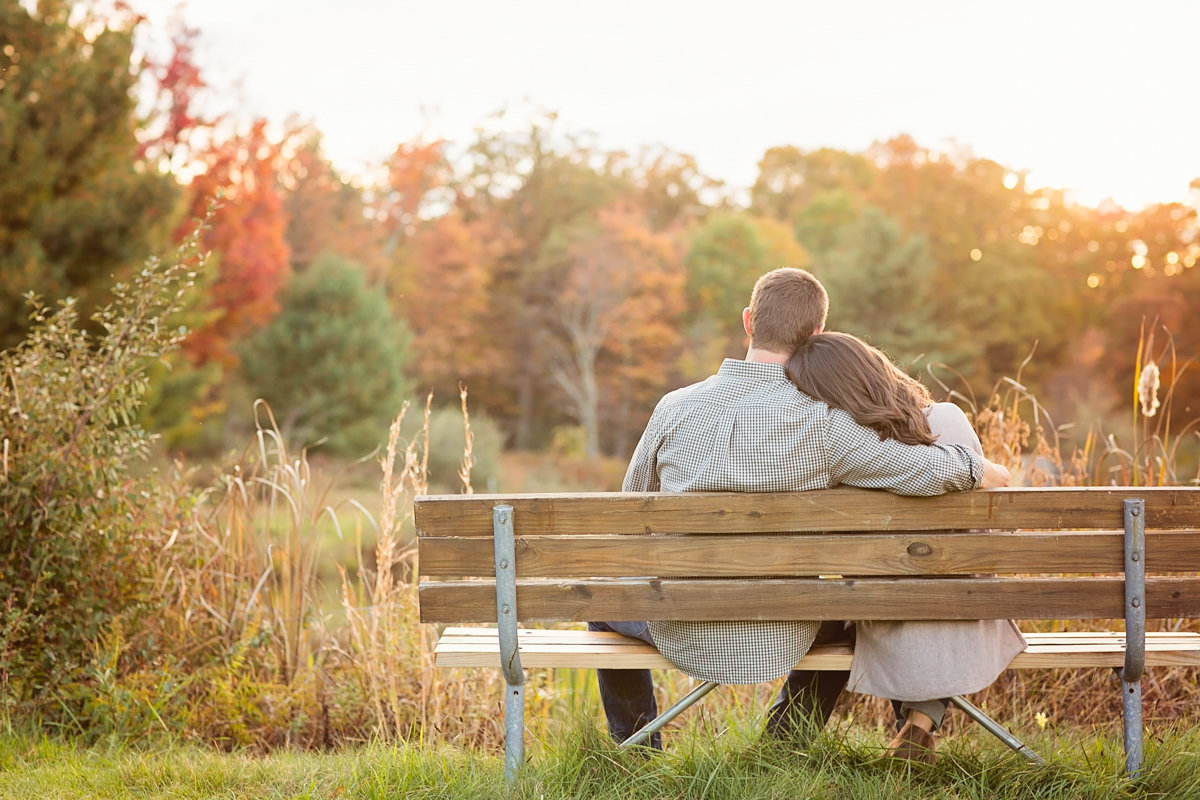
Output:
(399, 401), (503, 492)
(238, 253), (410, 456)
(0, 252), (197, 703)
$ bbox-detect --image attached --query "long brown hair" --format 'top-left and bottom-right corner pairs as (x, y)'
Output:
(785, 332), (936, 445)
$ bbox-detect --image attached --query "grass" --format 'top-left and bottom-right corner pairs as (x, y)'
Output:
(3, 719), (1200, 799)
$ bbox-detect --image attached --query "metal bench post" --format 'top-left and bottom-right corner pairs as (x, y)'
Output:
(494, 504), (525, 782)
(1121, 499), (1146, 777)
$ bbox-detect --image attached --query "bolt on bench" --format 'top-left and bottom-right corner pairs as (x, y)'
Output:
(416, 487), (1200, 780)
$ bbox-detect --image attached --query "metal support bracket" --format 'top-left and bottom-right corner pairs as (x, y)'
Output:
(493, 504), (525, 782)
(1121, 498), (1146, 777)
(949, 694), (1045, 763)
(620, 680), (720, 749)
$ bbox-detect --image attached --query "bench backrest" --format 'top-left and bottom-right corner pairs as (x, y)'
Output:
(416, 487), (1200, 625)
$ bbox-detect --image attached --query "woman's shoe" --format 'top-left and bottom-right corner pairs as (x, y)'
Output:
(886, 721), (937, 764)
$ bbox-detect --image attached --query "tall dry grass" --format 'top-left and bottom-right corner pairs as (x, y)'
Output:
(66, 333), (1200, 754)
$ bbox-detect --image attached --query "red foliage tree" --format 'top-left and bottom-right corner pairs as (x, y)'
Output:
(176, 120), (291, 366)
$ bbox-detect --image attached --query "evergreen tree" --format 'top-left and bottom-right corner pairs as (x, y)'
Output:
(0, 0), (177, 349)
(238, 253), (411, 455)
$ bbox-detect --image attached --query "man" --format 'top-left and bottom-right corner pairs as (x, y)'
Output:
(591, 267), (1010, 756)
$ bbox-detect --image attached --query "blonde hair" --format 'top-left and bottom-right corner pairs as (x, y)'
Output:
(786, 332), (935, 445)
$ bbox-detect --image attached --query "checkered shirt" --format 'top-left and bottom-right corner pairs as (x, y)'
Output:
(626, 359), (983, 684)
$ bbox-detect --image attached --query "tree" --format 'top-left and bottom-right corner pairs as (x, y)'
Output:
(279, 129), (387, 278)
(378, 138), (451, 256)
(238, 252), (410, 455)
(533, 204), (685, 456)
(452, 113), (629, 448)
(176, 120), (291, 367)
(750, 145), (875, 222)
(792, 190), (861, 256)
(681, 212), (810, 372)
(395, 211), (502, 403)
(814, 206), (951, 368)
(614, 144), (724, 232)
(0, 0), (177, 349)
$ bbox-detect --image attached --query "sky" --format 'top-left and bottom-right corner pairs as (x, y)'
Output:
(130, 0), (1200, 210)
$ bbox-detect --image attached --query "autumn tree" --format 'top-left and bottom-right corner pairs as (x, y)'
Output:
(858, 136), (1087, 392)
(279, 129), (387, 277)
(750, 145), (875, 222)
(176, 119), (291, 367)
(379, 138), (450, 250)
(136, 12), (212, 173)
(0, 0), (176, 349)
(681, 212), (810, 376)
(532, 203), (685, 456)
(452, 113), (629, 448)
(395, 211), (503, 402)
(812, 206), (950, 367)
(614, 144), (725, 232)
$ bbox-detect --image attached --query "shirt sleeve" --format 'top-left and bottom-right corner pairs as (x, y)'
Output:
(824, 407), (981, 496)
(622, 416), (663, 492)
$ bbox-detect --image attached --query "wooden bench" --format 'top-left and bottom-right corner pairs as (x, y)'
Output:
(416, 487), (1200, 779)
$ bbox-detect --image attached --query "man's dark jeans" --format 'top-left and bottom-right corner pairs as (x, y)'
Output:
(764, 621), (853, 741)
(588, 621), (662, 749)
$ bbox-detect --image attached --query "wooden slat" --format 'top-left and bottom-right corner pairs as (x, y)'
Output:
(433, 627), (1200, 670)
(420, 530), (1200, 578)
(419, 576), (1200, 623)
(414, 487), (1200, 537)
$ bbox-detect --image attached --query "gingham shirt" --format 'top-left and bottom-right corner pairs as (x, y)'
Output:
(625, 359), (983, 684)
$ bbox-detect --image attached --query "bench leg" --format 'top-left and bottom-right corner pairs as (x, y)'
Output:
(949, 695), (1045, 764)
(1119, 669), (1143, 777)
(493, 504), (525, 782)
(1121, 499), (1147, 777)
(619, 680), (720, 749)
(503, 680), (525, 780)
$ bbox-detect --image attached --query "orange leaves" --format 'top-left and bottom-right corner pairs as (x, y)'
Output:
(176, 120), (290, 367)
(398, 211), (502, 396)
(382, 139), (449, 246)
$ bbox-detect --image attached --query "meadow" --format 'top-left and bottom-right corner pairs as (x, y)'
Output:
(3, 255), (1200, 798)
(4, 719), (1200, 799)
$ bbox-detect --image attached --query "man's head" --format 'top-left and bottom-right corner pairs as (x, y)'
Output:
(743, 268), (829, 356)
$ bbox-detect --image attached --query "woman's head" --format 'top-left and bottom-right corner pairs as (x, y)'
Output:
(785, 332), (936, 445)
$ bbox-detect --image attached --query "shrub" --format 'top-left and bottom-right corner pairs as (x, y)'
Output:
(0, 250), (197, 703)
(238, 253), (411, 457)
(398, 397), (502, 492)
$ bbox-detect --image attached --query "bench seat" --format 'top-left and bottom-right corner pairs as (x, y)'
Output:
(434, 626), (1200, 671)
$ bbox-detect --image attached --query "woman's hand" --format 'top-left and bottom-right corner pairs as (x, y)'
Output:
(979, 459), (1011, 489)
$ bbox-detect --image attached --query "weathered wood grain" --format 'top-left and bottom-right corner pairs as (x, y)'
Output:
(418, 576), (1200, 623)
(433, 627), (1200, 670)
(415, 487), (1200, 537)
(418, 530), (1200, 578)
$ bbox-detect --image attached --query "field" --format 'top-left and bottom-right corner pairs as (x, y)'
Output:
(5, 719), (1200, 800)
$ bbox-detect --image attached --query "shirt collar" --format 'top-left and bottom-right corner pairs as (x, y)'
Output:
(717, 358), (788, 381)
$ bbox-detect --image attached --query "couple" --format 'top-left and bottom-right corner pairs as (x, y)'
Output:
(591, 267), (1025, 763)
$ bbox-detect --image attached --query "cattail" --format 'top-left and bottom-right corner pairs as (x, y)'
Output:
(1138, 361), (1161, 417)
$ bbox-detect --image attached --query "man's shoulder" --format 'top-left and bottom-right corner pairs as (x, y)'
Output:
(652, 372), (722, 411)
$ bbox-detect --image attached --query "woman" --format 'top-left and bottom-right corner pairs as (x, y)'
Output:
(785, 331), (1026, 761)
